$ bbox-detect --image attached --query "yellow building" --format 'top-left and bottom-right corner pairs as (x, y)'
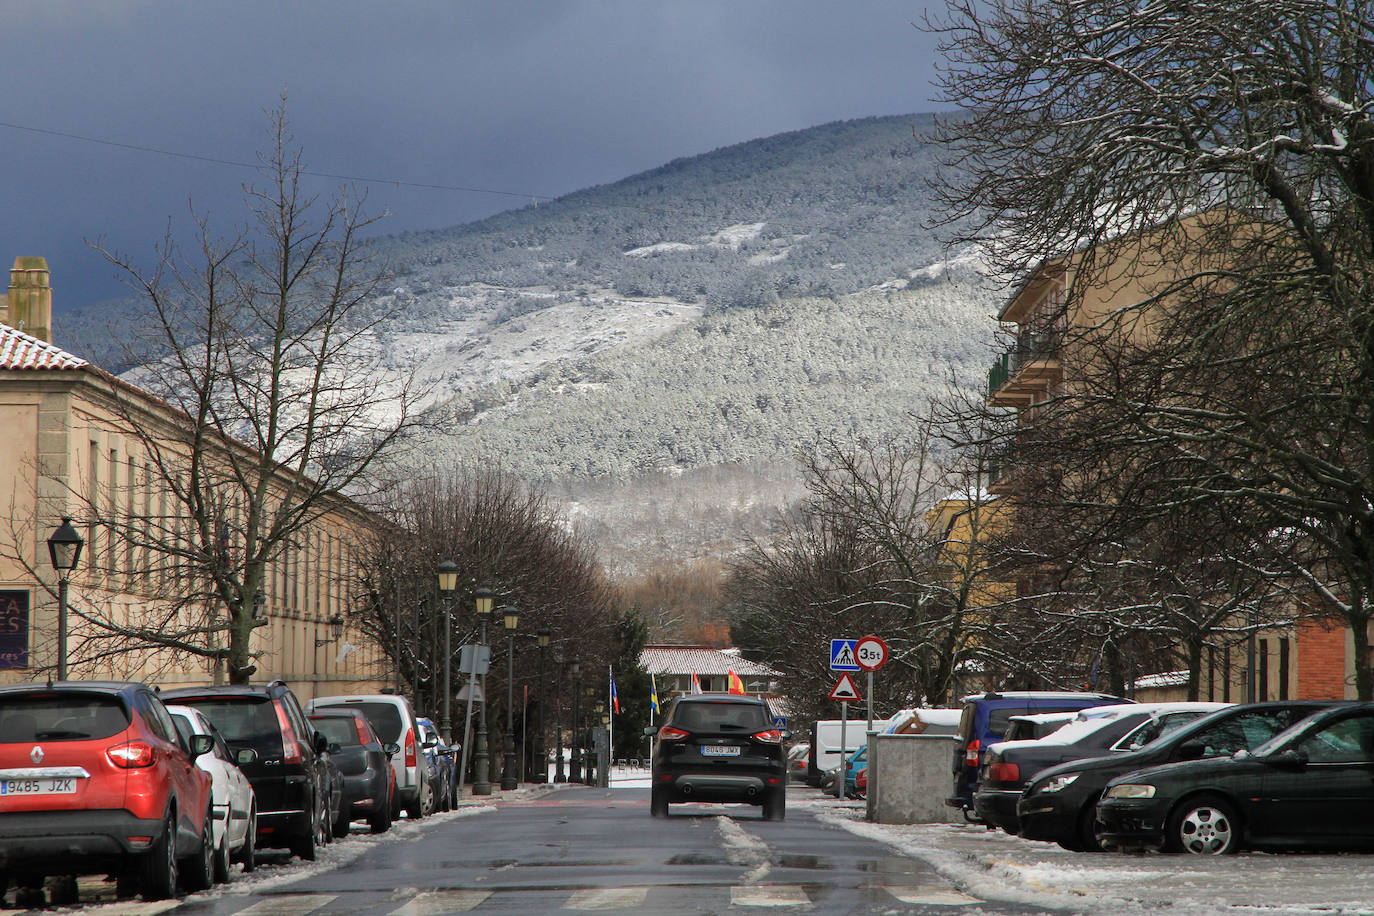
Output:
(0, 257), (388, 699)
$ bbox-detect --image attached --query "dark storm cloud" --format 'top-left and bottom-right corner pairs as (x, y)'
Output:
(0, 1), (944, 310)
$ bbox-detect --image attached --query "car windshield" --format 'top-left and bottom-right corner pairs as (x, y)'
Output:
(671, 701), (769, 731)
(311, 716), (360, 747)
(0, 694), (129, 742)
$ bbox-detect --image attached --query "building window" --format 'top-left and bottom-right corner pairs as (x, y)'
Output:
(1259, 639), (1270, 701)
(1278, 638), (1290, 700)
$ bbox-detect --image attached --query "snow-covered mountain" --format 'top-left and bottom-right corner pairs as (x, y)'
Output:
(68, 114), (1001, 576)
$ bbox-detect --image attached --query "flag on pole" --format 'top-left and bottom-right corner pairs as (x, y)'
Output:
(650, 674), (660, 715)
(690, 672), (703, 694)
(727, 669), (745, 695)
(610, 669), (620, 714)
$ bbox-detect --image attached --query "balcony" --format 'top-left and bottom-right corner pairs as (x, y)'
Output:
(986, 329), (1063, 407)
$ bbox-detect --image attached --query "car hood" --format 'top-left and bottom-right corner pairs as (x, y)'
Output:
(1102, 754), (1263, 790)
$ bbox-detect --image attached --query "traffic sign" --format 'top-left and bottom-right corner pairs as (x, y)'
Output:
(855, 635), (889, 671)
(828, 673), (862, 701)
(829, 639), (859, 671)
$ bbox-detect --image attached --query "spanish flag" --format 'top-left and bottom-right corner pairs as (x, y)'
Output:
(727, 670), (746, 695)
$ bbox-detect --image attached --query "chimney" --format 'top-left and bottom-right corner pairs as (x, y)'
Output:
(7, 257), (52, 343)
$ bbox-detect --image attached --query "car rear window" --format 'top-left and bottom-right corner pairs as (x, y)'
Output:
(317, 701), (403, 743)
(311, 716), (361, 747)
(670, 701), (770, 731)
(0, 694), (129, 742)
(178, 696), (284, 756)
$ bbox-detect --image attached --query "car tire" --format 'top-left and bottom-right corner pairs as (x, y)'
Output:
(49, 876), (79, 906)
(290, 797), (320, 862)
(369, 784), (393, 834)
(762, 788), (786, 821)
(139, 812), (179, 901)
(333, 804), (352, 839)
(181, 808), (215, 893)
(1078, 800), (1108, 853)
(650, 786), (669, 818)
(238, 804), (257, 874)
(1166, 795), (1240, 855)
(212, 809), (233, 884)
(408, 780), (429, 820)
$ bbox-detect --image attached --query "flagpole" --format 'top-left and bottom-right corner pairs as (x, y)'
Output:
(608, 664), (614, 784)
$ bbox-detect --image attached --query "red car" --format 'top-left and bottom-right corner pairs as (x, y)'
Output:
(0, 681), (216, 905)
(854, 766), (867, 797)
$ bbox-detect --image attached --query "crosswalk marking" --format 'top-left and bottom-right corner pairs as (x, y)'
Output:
(885, 886), (982, 905)
(235, 894), (337, 916)
(387, 889), (491, 914)
(563, 887), (650, 910)
(730, 885), (811, 907)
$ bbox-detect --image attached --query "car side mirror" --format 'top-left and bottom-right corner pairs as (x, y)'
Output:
(236, 747), (259, 766)
(1177, 741), (1206, 761)
(314, 731), (329, 755)
(328, 742), (342, 755)
(781, 730), (792, 741)
(422, 735), (439, 749)
(644, 726), (657, 737)
(384, 742), (401, 757)
(1265, 748), (1308, 770)
(189, 734), (215, 760)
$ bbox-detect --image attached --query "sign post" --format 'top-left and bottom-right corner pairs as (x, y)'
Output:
(828, 673), (862, 798)
(854, 635), (889, 732)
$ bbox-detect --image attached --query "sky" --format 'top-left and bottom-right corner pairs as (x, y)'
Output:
(2, 1), (948, 313)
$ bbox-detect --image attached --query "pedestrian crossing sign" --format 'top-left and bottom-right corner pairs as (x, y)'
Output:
(830, 638), (859, 671)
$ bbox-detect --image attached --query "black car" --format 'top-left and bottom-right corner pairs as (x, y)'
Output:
(310, 710), (396, 834)
(645, 693), (788, 820)
(973, 703), (1227, 833)
(1018, 700), (1335, 851)
(162, 681), (332, 861)
(1096, 702), (1374, 855)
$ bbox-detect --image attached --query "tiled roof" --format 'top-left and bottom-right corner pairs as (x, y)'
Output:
(640, 645), (781, 678)
(0, 323), (88, 370)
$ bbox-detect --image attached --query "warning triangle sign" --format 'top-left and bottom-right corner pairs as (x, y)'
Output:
(829, 673), (862, 702)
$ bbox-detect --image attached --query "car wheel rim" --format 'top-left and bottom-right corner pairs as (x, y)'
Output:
(1180, 806), (1232, 854)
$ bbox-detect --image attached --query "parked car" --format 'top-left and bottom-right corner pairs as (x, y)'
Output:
(308, 693), (430, 819)
(416, 716), (456, 811)
(843, 745), (868, 798)
(806, 718), (867, 787)
(309, 710), (396, 834)
(1097, 702), (1374, 854)
(162, 681), (331, 861)
(948, 691), (1130, 818)
(786, 743), (810, 782)
(166, 704), (258, 881)
(854, 766), (867, 795)
(646, 693), (788, 819)
(973, 702), (1229, 833)
(0, 681), (216, 904)
(1019, 700), (1336, 851)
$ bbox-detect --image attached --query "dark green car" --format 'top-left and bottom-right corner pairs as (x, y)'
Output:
(1096, 702), (1374, 854)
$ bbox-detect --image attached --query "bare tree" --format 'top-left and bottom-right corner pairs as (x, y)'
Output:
(72, 98), (425, 682)
(929, 0), (1374, 697)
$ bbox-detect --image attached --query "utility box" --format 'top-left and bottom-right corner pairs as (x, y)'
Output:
(867, 733), (961, 824)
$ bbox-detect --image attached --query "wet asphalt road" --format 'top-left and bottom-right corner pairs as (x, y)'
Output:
(167, 785), (1047, 915)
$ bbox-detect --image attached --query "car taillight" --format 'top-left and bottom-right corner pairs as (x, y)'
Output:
(750, 729), (784, 744)
(963, 739), (980, 767)
(275, 702), (303, 764)
(988, 761), (1020, 783)
(404, 727), (417, 767)
(354, 718), (371, 745)
(108, 740), (155, 768)
(656, 726), (689, 741)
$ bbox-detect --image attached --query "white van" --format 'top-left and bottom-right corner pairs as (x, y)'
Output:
(308, 693), (431, 819)
(806, 719), (869, 786)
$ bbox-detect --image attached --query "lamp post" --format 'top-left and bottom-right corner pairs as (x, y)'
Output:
(437, 560), (459, 744)
(472, 587), (493, 796)
(569, 658), (582, 783)
(500, 604), (520, 790)
(590, 700), (605, 786)
(535, 628), (550, 782)
(314, 613), (345, 647)
(47, 518), (83, 681)
(553, 647), (566, 783)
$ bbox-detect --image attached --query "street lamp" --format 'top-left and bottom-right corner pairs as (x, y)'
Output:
(535, 627), (550, 782)
(591, 701), (605, 786)
(46, 517), (83, 681)
(437, 560), (459, 743)
(553, 647), (566, 783)
(314, 613), (345, 646)
(473, 586), (494, 796)
(500, 604), (520, 790)
(569, 658), (582, 783)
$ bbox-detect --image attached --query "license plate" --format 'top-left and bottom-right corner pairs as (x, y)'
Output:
(1, 776), (77, 795)
(701, 745), (740, 757)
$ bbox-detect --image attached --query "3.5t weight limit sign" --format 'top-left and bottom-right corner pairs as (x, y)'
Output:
(855, 635), (889, 671)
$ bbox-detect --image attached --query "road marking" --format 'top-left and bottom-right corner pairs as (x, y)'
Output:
(563, 887), (650, 910)
(236, 894), (337, 916)
(99, 904), (182, 916)
(388, 889), (491, 914)
(885, 886), (982, 905)
(730, 885), (810, 907)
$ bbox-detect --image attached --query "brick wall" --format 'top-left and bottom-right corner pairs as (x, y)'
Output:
(1296, 619), (1349, 700)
